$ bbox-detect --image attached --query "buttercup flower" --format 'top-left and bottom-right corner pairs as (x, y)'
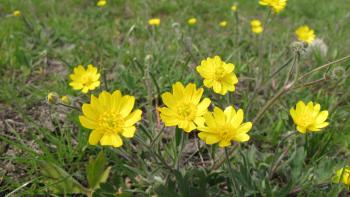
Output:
(148, 18), (160, 26)
(196, 56), (238, 95)
(79, 91), (142, 147)
(219, 21), (228, 27)
(187, 18), (197, 26)
(69, 64), (100, 93)
(158, 82), (211, 132)
(198, 106), (252, 147)
(47, 92), (59, 104)
(231, 5), (237, 12)
(13, 10), (21, 17)
(251, 19), (263, 34)
(259, 0), (287, 13)
(97, 0), (107, 7)
(290, 101), (329, 133)
(295, 25), (316, 44)
(60, 95), (71, 105)
(333, 166), (350, 187)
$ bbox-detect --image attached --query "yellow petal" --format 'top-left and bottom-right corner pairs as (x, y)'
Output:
(122, 127), (136, 138)
(161, 92), (177, 108)
(119, 96), (135, 117)
(213, 107), (225, 124)
(172, 82), (185, 99)
(316, 111), (328, 124)
(124, 109), (142, 126)
(296, 126), (306, 133)
(100, 134), (123, 147)
(315, 122), (329, 129)
(218, 140), (231, 147)
(88, 130), (102, 145)
(232, 133), (250, 142)
(224, 106), (236, 123)
(296, 101), (305, 111)
(82, 104), (99, 120)
(198, 132), (220, 144)
(196, 98), (211, 115)
(79, 116), (97, 129)
(213, 82), (222, 94)
(231, 109), (243, 128)
(111, 90), (122, 111)
(237, 122), (252, 134)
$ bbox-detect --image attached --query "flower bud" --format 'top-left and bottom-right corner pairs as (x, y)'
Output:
(60, 95), (71, 105)
(47, 92), (59, 105)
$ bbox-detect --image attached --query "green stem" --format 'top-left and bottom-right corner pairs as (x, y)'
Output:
(224, 147), (239, 195)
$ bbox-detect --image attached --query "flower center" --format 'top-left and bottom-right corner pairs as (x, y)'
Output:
(82, 75), (95, 87)
(98, 110), (124, 133)
(214, 66), (226, 80)
(299, 116), (314, 128)
(220, 129), (234, 141)
(177, 103), (196, 120)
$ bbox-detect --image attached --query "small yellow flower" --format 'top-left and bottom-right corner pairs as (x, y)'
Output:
(196, 56), (238, 95)
(259, 0), (287, 13)
(13, 10), (21, 17)
(47, 92), (59, 104)
(198, 106), (252, 147)
(290, 101), (329, 133)
(251, 19), (263, 34)
(295, 25), (316, 44)
(148, 18), (160, 26)
(158, 82), (211, 132)
(97, 0), (106, 7)
(231, 5), (237, 12)
(187, 18), (197, 26)
(69, 64), (100, 94)
(219, 21), (228, 27)
(60, 95), (71, 105)
(79, 91), (142, 148)
(333, 166), (350, 187)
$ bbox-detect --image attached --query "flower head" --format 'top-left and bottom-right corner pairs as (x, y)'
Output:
(13, 10), (21, 17)
(198, 106), (252, 147)
(290, 101), (329, 133)
(97, 0), (106, 7)
(79, 91), (142, 147)
(60, 95), (71, 105)
(333, 166), (350, 187)
(47, 92), (59, 104)
(196, 56), (238, 95)
(295, 25), (316, 44)
(219, 21), (228, 27)
(187, 18), (197, 26)
(148, 18), (160, 26)
(231, 5), (237, 12)
(251, 19), (263, 34)
(259, 0), (287, 13)
(69, 64), (100, 94)
(158, 82), (211, 132)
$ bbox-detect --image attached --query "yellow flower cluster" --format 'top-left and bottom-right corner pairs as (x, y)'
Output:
(148, 18), (160, 26)
(187, 18), (197, 26)
(295, 25), (316, 44)
(219, 21), (228, 27)
(259, 0), (287, 13)
(290, 101), (329, 133)
(333, 166), (350, 187)
(97, 0), (107, 7)
(251, 19), (263, 34)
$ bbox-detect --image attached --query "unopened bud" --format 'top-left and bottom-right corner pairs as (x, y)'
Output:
(47, 92), (59, 104)
(60, 95), (71, 105)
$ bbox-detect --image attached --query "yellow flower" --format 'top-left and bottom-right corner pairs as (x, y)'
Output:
(79, 91), (142, 147)
(187, 18), (197, 26)
(97, 0), (106, 7)
(290, 101), (329, 133)
(219, 21), (228, 27)
(196, 56), (238, 95)
(47, 92), (59, 104)
(69, 64), (100, 94)
(148, 18), (160, 26)
(158, 82), (211, 132)
(231, 5), (237, 12)
(13, 10), (21, 17)
(60, 95), (71, 105)
(198, 106), (252, 147)
(333, 166), (350, 187)
(251, 19), (263, 34)
(259, 0), (287, 13)
(295, 25), (316, 44)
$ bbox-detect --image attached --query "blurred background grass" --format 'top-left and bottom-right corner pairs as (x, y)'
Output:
(1, 0), (350, 196)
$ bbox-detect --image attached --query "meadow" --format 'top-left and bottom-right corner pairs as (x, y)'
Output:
(1, 0), (350, 196)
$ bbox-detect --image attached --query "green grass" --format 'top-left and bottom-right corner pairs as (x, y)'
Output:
(1, 0), (350, 196)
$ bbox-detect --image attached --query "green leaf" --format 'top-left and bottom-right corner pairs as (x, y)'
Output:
(86, 151), (111, 191)
(38, 160), (85, 194)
